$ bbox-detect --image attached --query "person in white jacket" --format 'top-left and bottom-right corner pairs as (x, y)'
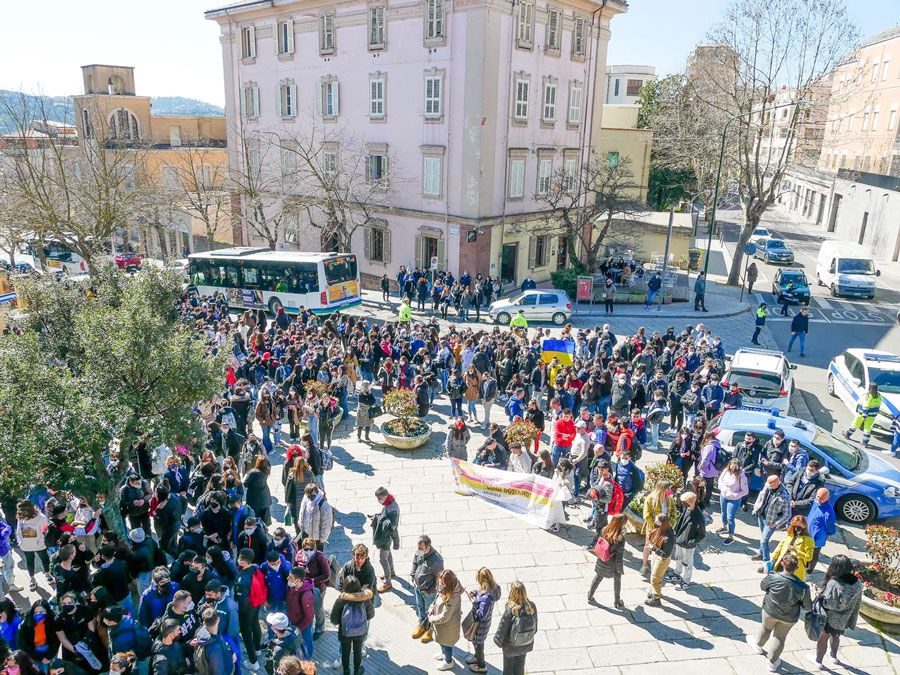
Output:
(298, 483), (334, 551)
(568, 422), (590, 498)
(16, 499), (50, 591)
(717, 459), (749, 546)
(506, 442), (533, 474)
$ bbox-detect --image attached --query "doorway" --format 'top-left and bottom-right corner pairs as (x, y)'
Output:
(827, 194), (841, 233)
(501, 243), (517, 284)
(816, 194), (826, 226)
(859, 212), (869, 245)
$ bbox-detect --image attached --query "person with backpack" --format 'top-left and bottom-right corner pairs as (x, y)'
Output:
(152, 590), (199, 645)
(193, 607), (236, 675)
(329, 575), (374, 675)
(139, 567), (179, 629)
(493, 581), (537, 675)
(298, 484), (333, 553)
(427, 569), (464, 671)
(150, 618), (190, 675)
(586, 458), (620, 535)
(196, 579), (240, 667)
(234, 548), (266, 672)
(369, 487), (399, 593)
(293, 539), (330, 640)
(465, 567), (501, 674)
(103, 606), (153, 666)
(587, 513), (626, 610)
(262, 550), (291, 615)
(697, 430), (723, 512)
(262, 613), (303, 674)
(285, 567), (316, 660)
(611, 450), (644, 512)
(129, 527), (165, 597)
(176, 517), (206, 558)
(670, 491), (706, 591)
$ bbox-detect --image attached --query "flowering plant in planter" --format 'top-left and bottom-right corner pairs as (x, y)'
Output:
(382, 389), (429, 438)
(628, 462), (685, 516)
(306, 380), (333, 399)
(857, 524), (900, 608)
(505, 419), (540, 447)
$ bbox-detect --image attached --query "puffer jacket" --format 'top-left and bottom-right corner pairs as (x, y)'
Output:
(471, 585), (501, 644)
(299, 494), (334, 543)
(410, 547), (444, 593)
(594, 537), (625, 578)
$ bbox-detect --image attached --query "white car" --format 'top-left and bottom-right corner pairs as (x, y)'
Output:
(828, 349), (900, 433)
(489, 289), (572, 326)
(168, 258), (190, 277)
(723, 347), (795, 416)
(749, 227), (771, 245)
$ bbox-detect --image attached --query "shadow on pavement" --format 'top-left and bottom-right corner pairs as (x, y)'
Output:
(802, 390), (837, 431)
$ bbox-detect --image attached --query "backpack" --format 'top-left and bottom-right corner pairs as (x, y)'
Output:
(593, 535), (611, 561)
(341, 602), (369, 638)
(608, 481), (625, 515)
(112, 623), (152, 661)
(713, 444), (732, 472)
(629, 439), (643, 462)
(196, 636), (234, 675)
(248, 567), (268, 608)
(508, 609), (537, 648)
(322, 446), (334, 472)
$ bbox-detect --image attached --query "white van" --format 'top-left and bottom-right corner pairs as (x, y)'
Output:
(816, 240), (880, 299)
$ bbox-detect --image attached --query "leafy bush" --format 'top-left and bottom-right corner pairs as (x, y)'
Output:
(549, 264), (585, 298)
(629, 462), (685, 515)
(505, 419), (539, 446)
(383, 388), (418, 419)
(865, 525), (900, 587)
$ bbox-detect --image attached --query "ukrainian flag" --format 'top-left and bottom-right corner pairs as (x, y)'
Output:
(541, 339), (575, 366)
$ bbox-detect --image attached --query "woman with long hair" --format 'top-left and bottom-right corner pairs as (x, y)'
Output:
(15, 501), (49, 592)
(465, 568), (501, 673)
(493, 582), (536, 675)
(464, 365), (481, 424)
(645, 514), (676, 607)
(243, 455), (272, 526)
(444, 417), (471, 461)
(428, 569), (464, 671)
(770, 515), (815, 579)
(640, 480), (677, 575)
(588, 513), (626, 610)
(531, 450), (555, 479)
(356, 380), (377, 443)
(285, 457), (314, 537)
(717, 458), (749, 545)
(807, 554), (863, 670)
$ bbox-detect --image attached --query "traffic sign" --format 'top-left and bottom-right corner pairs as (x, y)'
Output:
(743, 242), (757, 256)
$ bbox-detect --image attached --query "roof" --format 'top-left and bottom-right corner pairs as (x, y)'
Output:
(718, 409), (816, 444)
(204, 0), (273, 18)
(818, 240), (874, 257)
(861, 25), (900, 49)
(730, 348), (786, 373)
(189, 248), (348, 263)
(846, 349), (900, 369)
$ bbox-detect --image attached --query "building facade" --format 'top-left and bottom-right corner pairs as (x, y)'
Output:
(205, 0), (627, 287)
(604, 64), (654, 105)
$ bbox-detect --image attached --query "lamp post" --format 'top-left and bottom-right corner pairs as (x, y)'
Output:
(701, 99), (807, 278)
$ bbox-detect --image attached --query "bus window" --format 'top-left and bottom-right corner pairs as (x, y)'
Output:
(241, 265), (261, 289)
(224, 264), (240, 287)
(323, 256), (357, 285)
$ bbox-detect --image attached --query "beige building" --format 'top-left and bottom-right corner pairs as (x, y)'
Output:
(72, 65), (233, 256)
(593, 103), (651, 201)
(818, 26), (900, 176)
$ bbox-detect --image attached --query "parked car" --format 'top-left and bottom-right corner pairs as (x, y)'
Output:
(749, 227), (770, 245)
(168, 258), (190, 277)
(115, 252), (141, 269)
(771, 268), (810, 306)
(816, 240), (879, 299)
(828, 348), (900, 434)
(489, 289), (571, 326)
(712, 409), (900, 523)
(723, 347), (795, 416)
(754, 238), (794, 264)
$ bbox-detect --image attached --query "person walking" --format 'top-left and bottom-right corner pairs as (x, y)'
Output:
(752, 474), (792, 570)
(748, 553), (811, 673)
(410, 535), (444, 644)
(480, 372), (498, 432)
(329, 575), (374, 675)
(603, 278), (615, 314)
(428, 569), (464, 671)
(717, 459), (749, 545)
(587, 513), (626, 610)
(806, 488), (836, 575)
(671, 491), (706, 591)
(645, 514), (676, 607)
(843, 383), (883, 448)
(806, 554), (862, 671)
(787, 308), (809, 357)
(693, 272), (707, 312)
(697, 430), (722, 512)
(370, 487), (399, 593)
(746, 262), (758, 294)
(465, 568), (501, 674)
(380, 275), (391, 302)
(751, 302), (768, 345)
(493, 582), (537, 675)
(645, 272), (662, 309)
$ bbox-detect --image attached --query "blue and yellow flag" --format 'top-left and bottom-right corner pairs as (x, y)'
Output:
(541, 339), (575, 366)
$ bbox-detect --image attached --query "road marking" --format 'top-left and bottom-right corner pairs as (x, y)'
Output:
(813, 296), (833, 310)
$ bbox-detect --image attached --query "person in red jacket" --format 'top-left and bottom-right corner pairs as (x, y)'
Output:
(286, 566), (316, 659)
(552, 408), (576, 467)
(616, 427), (637, 460)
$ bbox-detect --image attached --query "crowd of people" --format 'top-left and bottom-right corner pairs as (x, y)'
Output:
(0, 282), (863, 675)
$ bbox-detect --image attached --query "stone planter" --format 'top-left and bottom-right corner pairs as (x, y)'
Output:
(860, 594), (900, 634)
(624, 505), (644, 533)
(380, 419), (432, 450)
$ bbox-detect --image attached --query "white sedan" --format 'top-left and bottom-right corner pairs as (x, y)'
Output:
(828, 348), (900, 433)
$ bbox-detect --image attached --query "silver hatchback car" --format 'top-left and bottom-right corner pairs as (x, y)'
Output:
(489, 289), (572, 325)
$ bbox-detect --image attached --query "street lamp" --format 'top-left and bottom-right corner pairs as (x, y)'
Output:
(701, 99), (807, 278)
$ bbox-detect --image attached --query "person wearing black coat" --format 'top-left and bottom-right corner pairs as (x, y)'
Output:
(236, 518), (269, 566)
(785, 460), (825, 516)
(671, 492), (706, 591)
(199, 501), (232, 550)
(18, 601), (62, 665)
(587, 514), (626, 609)
(153, 488), (184, 558)
(243, 459), (272, 526)
(221, 427), (245, 463)
(91, 546), (132, 604)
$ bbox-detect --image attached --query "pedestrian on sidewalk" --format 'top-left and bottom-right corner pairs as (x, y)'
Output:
(645, 514), (676, 607)
(380, 275), (391, 302)
(410, 535), (444, 644)
(751, 302), (768, 345)
(427, 569), (464, 671)
(749, 553), (810, 673)
(693, 273), (708, 312)
(806, 554), (862, 672)
(671, 491), (706, 591)
(587, 513), (626, 610)
(329, 575), (374, 675)
(493, 582), (537, 675)
(751, 474), (791, 570)
(465, 567), (501, 673)
(645, 272), (662, 309)
(370, 487), (399, 592)
(806, 488), (836, 575)
(787, 308), (809, 357)
(603, 278), (615, 314)
(747, 262), (758, 294)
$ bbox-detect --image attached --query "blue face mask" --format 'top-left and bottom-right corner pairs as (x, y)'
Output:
(34, 612), (46, 622)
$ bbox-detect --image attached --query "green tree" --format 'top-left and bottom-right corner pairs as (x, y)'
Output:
(0, 268), (224, 532)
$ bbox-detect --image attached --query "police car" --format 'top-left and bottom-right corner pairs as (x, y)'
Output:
(712, 409), (900, 523)
(827, 349), (900, 433)
(723, 348), (795, 416)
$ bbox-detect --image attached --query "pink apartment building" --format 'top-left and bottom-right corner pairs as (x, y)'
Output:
(206, 0), (626, 287)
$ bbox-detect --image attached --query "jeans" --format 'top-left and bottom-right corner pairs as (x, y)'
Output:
(686, 412), (698, 427)
(261, 425), (273, 454)
(239, 606), (262, 664)
(136, 570), (151, 597)
(720, 498), (740, 536)
(788, 331), (806, 354)
(673, 545), (695, 583)
(450, 398), (463, 418)
(313, 586), (326, 635)
(758, 517), (775, 562)
(596, 396), (611, 417)
(299, 623), (314, 659)
(307, 416), (319, 447)
(0, 550), (13, 589)
(756, 609), (794, 664)
(551, 444), (567, 467)
(439, 370), (449, 393)
(694, 293), (706, 311)
(338, 392), (350, 421)
(650, 422), (660, 448)
(892, 430), (900, 453)
(503, 653), (527, 675)
(413, 588), (436, 628)
(467, 399), (478, 420)
(440, 645), (453, 664)
(646, 290), (658, 307)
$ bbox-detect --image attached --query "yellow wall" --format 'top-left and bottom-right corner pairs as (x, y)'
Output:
(593, 104), (652, 201)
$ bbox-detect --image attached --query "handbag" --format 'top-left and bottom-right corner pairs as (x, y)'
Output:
(461, 606), (480, 641)
(804, 593), (827, 641)
(593, 536), (611, 562)
(284, 510), (293, 527)
(369, 405), (383, 419)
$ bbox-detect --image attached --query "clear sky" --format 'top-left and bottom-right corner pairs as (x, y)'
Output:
(0, 0), (898, 107)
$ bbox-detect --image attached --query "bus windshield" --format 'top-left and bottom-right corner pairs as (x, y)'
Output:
(324, 256), (358, 285)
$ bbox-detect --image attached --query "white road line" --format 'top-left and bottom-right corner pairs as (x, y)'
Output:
(813, 296), (833, 310)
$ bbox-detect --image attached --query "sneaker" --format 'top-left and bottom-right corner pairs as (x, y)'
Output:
(768, 658), (781, 672)
(437, 663), (454, 672)
(28, 578), (36, 591)
(6, 584), (22, 592)
(675, 582), (692, 591)
(805, 654), (824, 670)
(750, 554), (763, 561)
(826, 655), (843, 668)
(582, 516), (593, 524)
(745, 635), (764, 655)
(435, 653), (446, 661)
(361, 645), (368, 658)
(465, 657), (478, 665)
(614, 599), (625, 609)
(644, 596), (662, 607)
(549, 524), (560, 533)
(715, 527), (728, 535)
(329, 659), (342, 669)
(722, 537), (734, 545)
(469, 666), (487, 673)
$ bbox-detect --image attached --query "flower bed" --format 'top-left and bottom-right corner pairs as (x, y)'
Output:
(856, 525), (900, 631)
(380, 388), (431, 449)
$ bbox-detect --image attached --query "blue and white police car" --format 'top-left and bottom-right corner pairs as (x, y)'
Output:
(713, 409), (900, 523)
(827, 349), (900, 434)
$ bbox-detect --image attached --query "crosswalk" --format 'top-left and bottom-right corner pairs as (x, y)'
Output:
(752, 291), (897, 325)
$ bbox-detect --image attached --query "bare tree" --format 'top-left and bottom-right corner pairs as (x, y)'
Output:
(163, 141), (230, 250)
(695, 0), (858, 284)
(532, 155), (645, 273)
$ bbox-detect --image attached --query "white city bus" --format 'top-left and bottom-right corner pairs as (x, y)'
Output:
(188, 248), (361, 315)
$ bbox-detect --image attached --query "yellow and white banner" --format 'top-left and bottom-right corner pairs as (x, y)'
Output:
(450, 459), (565, 530)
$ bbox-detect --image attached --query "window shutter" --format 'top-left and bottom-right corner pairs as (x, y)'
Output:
(286, 19), (294, 54)
(251, 86), (259, 117)
(316, 82), (323, 115)
(289, 85), (297, 116)
(528, 237), (536, 268)
(383, 228), (392, 264)
(364, 227), (372, 260)
(333, 81), (340, 115)
(365, 155), (372, 183)
(548, 10), (558, 47)
(275, 86), (283, 117)
(240, 88), (247, 117)
(436, 237), (446, 270)
(415, 236), (424, 270)
(248, 26), (256, 58)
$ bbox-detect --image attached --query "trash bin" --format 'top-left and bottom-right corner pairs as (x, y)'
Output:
(688, 248), (703, 271)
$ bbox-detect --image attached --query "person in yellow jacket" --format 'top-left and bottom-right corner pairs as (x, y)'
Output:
(398, 299), (413, 324)
(844, 383), (883, 448)
(769, 515), (815, 580)
(640, 481), (678, 575)
(510, 309), (528, 329)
